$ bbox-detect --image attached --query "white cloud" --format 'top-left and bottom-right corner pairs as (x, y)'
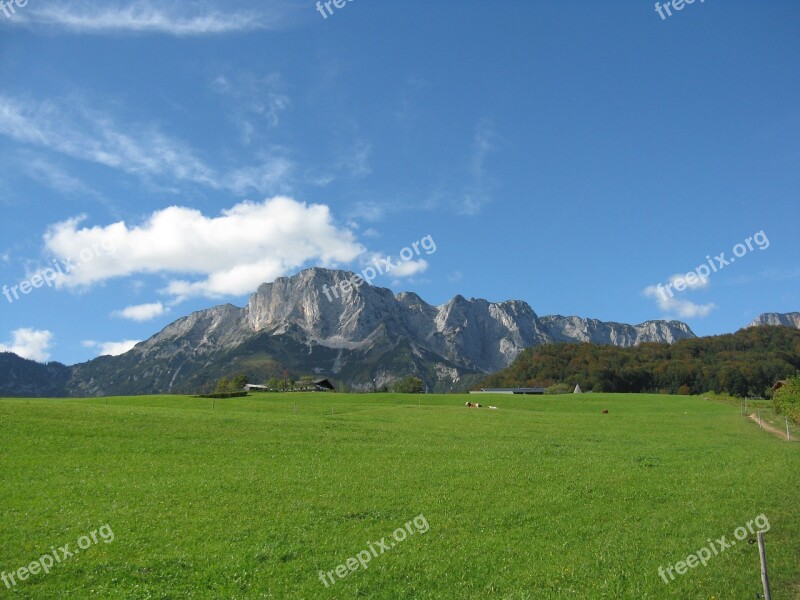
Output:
(391, 259), (429, 278)
(112, 302), (167, 322)
(82, 339), (140, 357)
(0, 328), (54, 362)
(13, 2), (288, 36)
(43, 196), (366, 300)
(666, 272), (709, 291)
(0, 95), (293, 195)
(643, 283), (716, 319)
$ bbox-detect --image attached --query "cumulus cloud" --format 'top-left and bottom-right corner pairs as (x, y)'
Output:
(643, 274), (716, 319)
(82, 340), (140, 357)
(43, 196), (366, 300)
(112, 302), (167, 322)
(0, 328), (54, 362)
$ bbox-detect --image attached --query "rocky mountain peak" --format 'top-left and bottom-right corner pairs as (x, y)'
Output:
(747, 312), (800, 329)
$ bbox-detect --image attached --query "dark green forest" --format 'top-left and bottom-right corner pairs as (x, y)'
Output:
(478, 326), (800, 397)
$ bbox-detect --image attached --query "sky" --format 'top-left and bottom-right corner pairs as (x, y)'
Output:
(0, 0), (798, 365)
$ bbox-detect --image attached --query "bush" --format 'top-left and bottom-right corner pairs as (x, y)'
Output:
(215, 373), (248, 394)
(196, 392), (248, 399)
(773, 376), (800, 425)
(546, 383), (573, 395)
(391, 376), (424, 394)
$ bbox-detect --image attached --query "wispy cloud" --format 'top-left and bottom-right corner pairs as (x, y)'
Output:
(212, 72), (291, 144)
(448, 271), (464, 283)
(0, 95), (294, 195)
(308, 139), (372, 187)
(12, 2), (291, 36)
(461, 118), (498, 215)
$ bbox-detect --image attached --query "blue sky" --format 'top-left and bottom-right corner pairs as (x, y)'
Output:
(0, 0), (798, 365)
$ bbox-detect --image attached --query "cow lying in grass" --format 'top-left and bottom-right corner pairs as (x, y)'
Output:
(465, 402), (482, 408)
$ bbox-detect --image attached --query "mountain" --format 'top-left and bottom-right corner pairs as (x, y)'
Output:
(0, 353), (71, 397)
(1, 268), (696, 397)
(747, 312), (800, 329)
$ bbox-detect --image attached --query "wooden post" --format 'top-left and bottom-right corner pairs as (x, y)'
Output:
(213, 398), (216, 412)
(758, 409), (762, 428)
(294, 403), (297, 415)
(757, 531), (771, 600)
(787, 416), (791, 441)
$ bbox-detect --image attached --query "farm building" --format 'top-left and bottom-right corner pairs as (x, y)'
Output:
(294, 378), (336, 392)
(244, 384), (270, 392)
(470, 387), (546, 395)
(244, 379), (336, 392)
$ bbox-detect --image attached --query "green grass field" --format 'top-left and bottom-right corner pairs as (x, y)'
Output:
(1, 393), (798, 599)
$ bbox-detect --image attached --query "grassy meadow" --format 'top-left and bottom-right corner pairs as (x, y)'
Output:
(0, 393), (798, 599)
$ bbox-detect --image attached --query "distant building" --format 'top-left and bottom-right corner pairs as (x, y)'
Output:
(294, 378), (336, 392)
(244, 384), (270, 392)
(470, 387), (546, 395)
(245, 379), (336, 392)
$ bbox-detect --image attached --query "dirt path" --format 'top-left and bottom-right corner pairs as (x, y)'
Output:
(748, 413), (795, 441)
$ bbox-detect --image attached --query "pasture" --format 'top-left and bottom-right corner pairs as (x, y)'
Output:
(0, 393), (798, 598)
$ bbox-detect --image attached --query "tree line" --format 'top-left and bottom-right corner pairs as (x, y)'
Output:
(477, 326), (800, 398)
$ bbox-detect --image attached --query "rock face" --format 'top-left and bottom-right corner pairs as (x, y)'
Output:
(747, 312), (800, 330)
(539, 315), (694, 346)
(1, 268), (697, 396)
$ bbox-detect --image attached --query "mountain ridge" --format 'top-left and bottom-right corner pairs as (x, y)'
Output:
(3, 267), (697, 396)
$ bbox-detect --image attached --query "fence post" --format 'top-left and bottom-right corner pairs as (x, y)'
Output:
(757, 531), (772, 600)
(787, 416), (791, 441)
(758, 409), (762, 428)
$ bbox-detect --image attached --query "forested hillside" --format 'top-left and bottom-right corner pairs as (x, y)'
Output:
(478, 326), (800, 397)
